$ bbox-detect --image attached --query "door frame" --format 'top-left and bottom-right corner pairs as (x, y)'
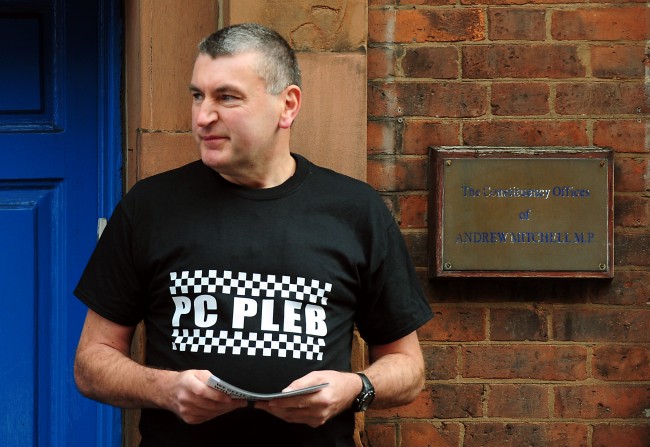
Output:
(98, 0), (123, 215)
(87, 0), (123, 445)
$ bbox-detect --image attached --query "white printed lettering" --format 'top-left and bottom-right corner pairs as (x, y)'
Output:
(283, 301), (302, 334)
(232, 297), (257, 329)
(261, 299), (280, 331)
(194, 294), (218, 328)
(304, 304), (327, 336)
(171, 296), (191, 327)
(171, 293), (329, 337)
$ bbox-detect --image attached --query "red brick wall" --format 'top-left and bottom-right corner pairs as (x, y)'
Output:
(366, 1), (649, 446)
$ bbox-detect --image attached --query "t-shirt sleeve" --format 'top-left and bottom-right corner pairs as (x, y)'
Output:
(74, 197), (147, 326)
(355, 219), (433, 345)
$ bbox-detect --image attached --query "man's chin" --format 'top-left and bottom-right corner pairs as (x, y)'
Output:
(200, 148), (228, 169)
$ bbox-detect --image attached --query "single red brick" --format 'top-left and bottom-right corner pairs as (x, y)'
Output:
(399, 157), (428, 190)
(368, 0), (394, 7)
(462, 44), (586, 79)
(491, 82), (550, 116)
(593, 423), (650, 447)
(391, 9), (485, 43)
(462, 345), (588, 380)
(368, 389), (435, 419)
(615, 195), (650, 228)
(368, 9), (393, 44)
(488, 384), (549, 418)
(369, 82), (487, 118)
(401, 0), (455, 5)
(368, 82), (399, 117)
(556, 82), (650, 115)
(368, 120), (397, 155)
(401, 46), (458, 79)
(464, 423), (588, 447)
(403, 120), (460, 155)
(489, 8), (546, 40)
(553, 308), (650, 342)
(418, 305), (486, 342)
(614, 158), (649, 192)
(367, 158), (395, 191)
(369, 158), (428, 192)
(399, 194), (427, 228)
(593, 345), (650, 381)
(366, 47), (396, 79)
(490, 307), (548, 341)
(368, 46), (396, 79)
(591, 45), (646, 79)
(400, 421), (462, 447)
(362, 423), (397, 447)
(462, 120), (588, 147)
(614, 232), (650, 269)
(429, 383), (485, 418)
(554, 385), (650, 418)
(551, 7), (650, 41)
(422, 345), (459, 380)
(594, 120), (649, 153)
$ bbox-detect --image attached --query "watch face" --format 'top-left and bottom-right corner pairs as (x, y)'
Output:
(358, 390), (375, 411)
(363, 391), (375, 410)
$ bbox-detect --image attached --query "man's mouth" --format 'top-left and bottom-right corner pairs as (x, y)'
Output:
(202, 134), (225, 141)
(201, 135), (228, 147)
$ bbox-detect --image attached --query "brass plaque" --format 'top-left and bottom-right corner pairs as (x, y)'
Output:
(429, 147), (614, 278)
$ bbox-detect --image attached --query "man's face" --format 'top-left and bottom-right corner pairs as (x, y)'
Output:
(190, 52), (286, 180)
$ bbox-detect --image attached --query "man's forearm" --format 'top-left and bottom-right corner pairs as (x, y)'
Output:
(74, 341), (176, 410)
(363, 352), (424, 409)
(364, 331), (426, 409)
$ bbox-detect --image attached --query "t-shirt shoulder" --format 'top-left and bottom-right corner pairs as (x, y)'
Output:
(130, 161), (208, 193)
(304, 159), (394, 227)
(307, 160), (375, 195)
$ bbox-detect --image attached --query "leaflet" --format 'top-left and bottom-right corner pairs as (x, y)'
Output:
(206, 375), (328, 401)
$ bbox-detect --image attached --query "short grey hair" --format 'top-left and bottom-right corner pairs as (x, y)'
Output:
(198, 23), (301, 95)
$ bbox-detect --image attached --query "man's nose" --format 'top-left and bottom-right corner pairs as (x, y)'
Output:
(196, 100), (217, 126)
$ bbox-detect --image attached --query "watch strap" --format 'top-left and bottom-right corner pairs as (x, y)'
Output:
(352, 372), (375, 412)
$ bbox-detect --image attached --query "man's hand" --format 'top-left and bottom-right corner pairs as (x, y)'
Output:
(74, 310), (248, 424)
(166, 370), (247, 424)
(254, 370), (361, 427)
(255, 330), (426, 427)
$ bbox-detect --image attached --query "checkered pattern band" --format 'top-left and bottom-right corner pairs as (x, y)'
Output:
(172, 329), (325, 360)
(169, 270), (332, 306)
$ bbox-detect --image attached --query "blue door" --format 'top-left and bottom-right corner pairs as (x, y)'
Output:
(0, 0), (122, 445)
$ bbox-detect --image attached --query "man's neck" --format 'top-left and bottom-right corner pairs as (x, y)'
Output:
(219, 152), (296, 189)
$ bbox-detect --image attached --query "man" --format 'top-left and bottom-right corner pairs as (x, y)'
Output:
(74, 23), (433, 446)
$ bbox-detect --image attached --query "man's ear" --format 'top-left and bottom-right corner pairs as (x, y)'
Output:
(278, 85), (301, 129)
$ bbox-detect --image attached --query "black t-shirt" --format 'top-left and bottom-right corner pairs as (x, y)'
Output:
(75, 154), (433, 446)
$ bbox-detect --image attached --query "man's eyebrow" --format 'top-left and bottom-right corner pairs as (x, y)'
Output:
(188, 83), (243, 95)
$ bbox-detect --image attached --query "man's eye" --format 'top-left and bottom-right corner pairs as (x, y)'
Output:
(191, 92), (203, 101)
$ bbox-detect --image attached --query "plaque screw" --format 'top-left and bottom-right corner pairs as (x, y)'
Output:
(600, 161), (606, 167)
(599, 263), (606, 270)
(444, 262), (452, 270)
(446, 160), (452, 167)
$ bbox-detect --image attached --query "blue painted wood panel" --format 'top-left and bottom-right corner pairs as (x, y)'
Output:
(0, 16), (42, 111)
(0, 206), (37, 446)
(0, 0), (122, 445)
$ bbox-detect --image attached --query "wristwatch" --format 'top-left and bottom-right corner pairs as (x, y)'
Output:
(352, 372), (375, 412)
